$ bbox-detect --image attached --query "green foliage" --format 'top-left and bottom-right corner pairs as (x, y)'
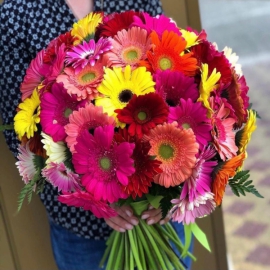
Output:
(248, 103), (261, 119)
(64, 147), (75, 171)
(229, 170), (264, 198)
(0, 124), (14, 131)
(33, 155), (45, 171)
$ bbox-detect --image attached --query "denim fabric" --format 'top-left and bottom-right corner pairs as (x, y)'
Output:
(50, 220), (193, 270)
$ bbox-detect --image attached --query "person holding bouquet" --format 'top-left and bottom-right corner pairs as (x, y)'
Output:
(0, 1), (192, 269)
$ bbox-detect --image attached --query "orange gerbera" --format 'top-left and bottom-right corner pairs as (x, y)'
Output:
(212, 152), (246, 205)
(140, 31), (198, 76)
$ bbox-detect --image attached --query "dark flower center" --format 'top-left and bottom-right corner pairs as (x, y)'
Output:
(119, 89), (133, 103)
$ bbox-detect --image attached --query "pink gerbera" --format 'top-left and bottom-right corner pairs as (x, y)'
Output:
(42, 162), (81, 192)
(56, 62), (104, 101)
(58, 190), (117, 219)
(170, 192), (216, 224)
(15, 142), (36, 184)
(210, 97), (238, 161)
(155, 70), (199, 106)
(104, 27), (151, 68)
(66, 38), (112, 72)
(40, 82), (86, 142)
(168, 98), (212, 149)
(20, 50), (50, 100)
(145, 122), (199, 187)
(65, 103), (115, 153)
(72, 125), (135, 203)
(132, 13), (181, 37)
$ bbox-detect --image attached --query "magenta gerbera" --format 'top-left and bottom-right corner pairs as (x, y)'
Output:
(42, 162), (81, 192)
(72, 125), (135, 203)
(66, 38), (112, 72)
(65, 103), (115, 153)
(58, 190), (117, 219)
(168, 98), (212, 149)
(40, 82), (86, 142)
(155, 70), (199, 106)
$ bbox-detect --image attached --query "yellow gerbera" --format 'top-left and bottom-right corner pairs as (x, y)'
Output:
(95, 65), (155, 127)
(180, 29), (200, 49)
(14, 89), (40, 140)
(198, 63), (221, 116)
(71, 12), (103, 45)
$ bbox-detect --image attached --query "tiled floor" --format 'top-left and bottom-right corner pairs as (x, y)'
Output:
(199, 1), (270, 270)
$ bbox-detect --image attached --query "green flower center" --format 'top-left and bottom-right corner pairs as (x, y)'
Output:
(159, 144), (174, 160)
(99, 157), (111, 170)
(182, 123), (191, 129)
(81, 72), (96, 83)
(126, 50), (138, 60)
(119, 89), (133, 103)
(64, 108), (73, 118)
(159, 57), (172, 70)
(137, 111), (147, 121)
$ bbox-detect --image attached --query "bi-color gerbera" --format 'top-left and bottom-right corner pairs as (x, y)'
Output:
(145, 122), (199, 187)
(104, 27), (151, 68)
(57, 62), (104, 101)
(66, 38), (112, 72)
(95, 65), (155, 127)
(14, 89), (40, 140)
(65, 103), (115, 153)
(155, 70), (199, 106)
(140, 31), (198, 76)
(42, 162), (80, 192)
(115, 93), (169, 138)
(40, 82), (86, 142)
(168, 98), (212, 149)
(72, 125), (135, 203)
(58, 190), (117, 219)
(179, 28), (206, 49)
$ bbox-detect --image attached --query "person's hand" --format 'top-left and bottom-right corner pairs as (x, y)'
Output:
(104, 205), (139, 233)
(141, 205), (171, 225)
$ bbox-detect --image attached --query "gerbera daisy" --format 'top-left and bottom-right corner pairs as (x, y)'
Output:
(211, 98), (238, 161)
(95, 11), (142, 38)
(145, 122), (199, 187)
(42, 162), (80, 192)
(20, 50), (50, 100)
(171, 192), (216, 224)
(72, 125), (135, 203)
(66, 38), (112, 72)
(168, 98), (212, 149)
(58, 190), (117, 219)
(14, 89), (40, 140)
(40, 82), (86, 142)
(104, 27), (151, 68)
(95, 65), (155, 127)
(132, 13), (180, 37)
(71, 12), (103, 44)
(212, 152), (246, 205)
(140, 31), (198, 76)
(22, 132), (47, 158)
(198, 63), (221, 115)
(114, 130), (162, 199)
(41, 132), (67, 164)
(65, 103), (115, 153)
(154, 70), (199, 105)
(15, 142), (36, 184)
(56, 62), (104, 101)
(115, 93), (169, 138)
(222, 46), (243, 77)
(179, 28), (207, 49)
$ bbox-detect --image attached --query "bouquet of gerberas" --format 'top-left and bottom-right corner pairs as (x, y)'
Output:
(4, 10), (263, 270)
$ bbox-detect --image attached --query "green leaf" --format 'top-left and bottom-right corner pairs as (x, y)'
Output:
(190, 223), (211, 252)
(182, 224), (193, 257)
(229, 170), (264, 199)
(33, 155), (45, 171)
(0, 124), (14, 131)
(145, 193), (163, 209)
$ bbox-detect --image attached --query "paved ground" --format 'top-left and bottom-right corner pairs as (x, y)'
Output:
(199, 1), (270, 270)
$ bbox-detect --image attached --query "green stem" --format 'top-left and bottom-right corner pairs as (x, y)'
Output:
(128, 230), (143, 270)
(99, 231), (116, 268)
(124, 233), (130, 270)
(134, 228), (146, 270)
(106, 231), (121, 270)
(114, 233), (124, 270)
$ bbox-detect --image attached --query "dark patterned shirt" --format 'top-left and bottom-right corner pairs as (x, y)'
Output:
(0, 0), (163, 239)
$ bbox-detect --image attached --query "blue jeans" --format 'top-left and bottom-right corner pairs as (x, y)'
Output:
(50, 220), (193, 270)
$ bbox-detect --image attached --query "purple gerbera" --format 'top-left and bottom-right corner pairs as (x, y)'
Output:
(66, 37), (112, 72)
(155, 70), (199, 106)
(72, 125), (135, 203)
(40, 82), (86, 142)
(168, 98), (212, 149)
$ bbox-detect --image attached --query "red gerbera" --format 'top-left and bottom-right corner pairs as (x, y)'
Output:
(114, 129), (162, 199)
(95, 11), (143, 38)
(115, 93), (169, 138)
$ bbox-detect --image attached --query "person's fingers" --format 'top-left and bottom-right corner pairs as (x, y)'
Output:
(113, 205), (139, 226)
(105, 217), (127, 233)
(141, 206), (162, 225)
(159, 212), (172, 225)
